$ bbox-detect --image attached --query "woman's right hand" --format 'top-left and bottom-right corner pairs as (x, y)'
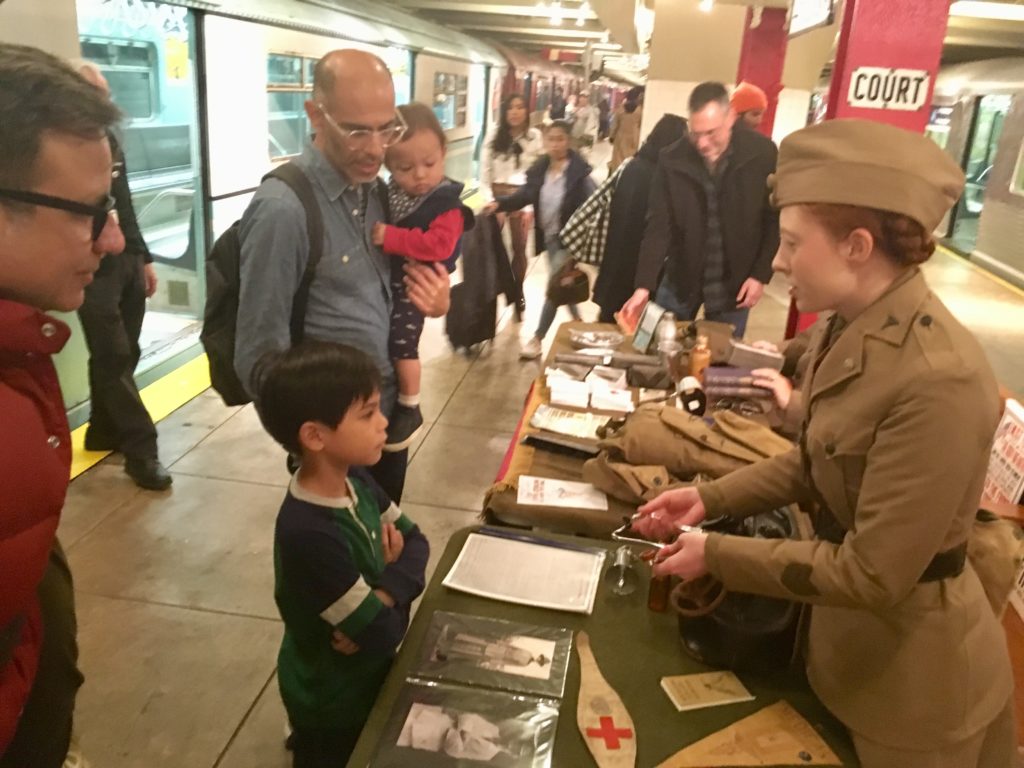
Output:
(482, 202), (499, 216)
(632, 487), (706, 540)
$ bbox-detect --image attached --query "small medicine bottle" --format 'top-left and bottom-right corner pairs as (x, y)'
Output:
(647, 573), (671, 612)
(689, 334), (712, 382)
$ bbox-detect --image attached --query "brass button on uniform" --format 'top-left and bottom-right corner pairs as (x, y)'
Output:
(843, 358), (854, 369)
(47, 435), (61, 449)
(342, 254), (350, 264)
(41, 322), (57, 338)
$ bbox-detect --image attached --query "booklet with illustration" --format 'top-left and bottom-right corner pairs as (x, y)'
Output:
(516, 475), (608, 511)
(371, 681), (559, 768)
(412, 612), (573, 699)
(660, 671), (755, 712)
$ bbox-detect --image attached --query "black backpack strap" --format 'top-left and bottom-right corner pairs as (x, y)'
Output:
(264, 163), (324, 344)
(375, 179), (391, 222)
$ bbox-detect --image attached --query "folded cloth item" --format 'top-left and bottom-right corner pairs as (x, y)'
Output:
(598, 404), (792, 480)
(582, 452), (687, 505)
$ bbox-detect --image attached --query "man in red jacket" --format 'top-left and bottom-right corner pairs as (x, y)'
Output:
(0, 44), (124, 766)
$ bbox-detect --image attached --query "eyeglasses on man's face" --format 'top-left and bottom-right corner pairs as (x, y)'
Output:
(316, 104), (408, 149)
(0, 188), (116, 242)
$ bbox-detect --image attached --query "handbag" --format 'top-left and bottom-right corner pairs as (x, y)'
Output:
(670, 508), (801, 672)
(546, 256), (590, 306)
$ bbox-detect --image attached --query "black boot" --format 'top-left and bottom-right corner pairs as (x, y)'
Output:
(124, 457), (173, 491)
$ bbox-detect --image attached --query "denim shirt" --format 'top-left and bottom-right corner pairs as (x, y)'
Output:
(538, 165), (568, 241)
(234, 142), (396, 413)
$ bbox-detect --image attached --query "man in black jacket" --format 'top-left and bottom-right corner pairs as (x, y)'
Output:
(76, 62), (171, 490)
(621, 82), (779, 338)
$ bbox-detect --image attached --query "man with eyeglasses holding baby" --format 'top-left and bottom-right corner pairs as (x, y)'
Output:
(234, 49), (450, 503)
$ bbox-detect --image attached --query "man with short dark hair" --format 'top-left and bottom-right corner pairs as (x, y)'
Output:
(0, 42), (125, 767)
(235, 49), (450, 503)
(621, 81), (779, 338)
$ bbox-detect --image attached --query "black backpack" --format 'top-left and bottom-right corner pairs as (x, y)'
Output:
(200, 163), (323, 406)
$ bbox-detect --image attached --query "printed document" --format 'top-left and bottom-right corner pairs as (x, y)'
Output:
(443, 533), (605, 614)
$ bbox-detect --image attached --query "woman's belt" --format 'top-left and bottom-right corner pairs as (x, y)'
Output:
(798, 429), (967, 582)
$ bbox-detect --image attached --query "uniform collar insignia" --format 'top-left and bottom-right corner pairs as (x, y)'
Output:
(809, 269), (928, 400)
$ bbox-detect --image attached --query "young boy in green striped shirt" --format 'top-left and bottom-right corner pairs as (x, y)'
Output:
(255, 341), (429, 768)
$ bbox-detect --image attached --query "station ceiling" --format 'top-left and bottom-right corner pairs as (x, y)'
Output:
(385, 0), (1024, 78)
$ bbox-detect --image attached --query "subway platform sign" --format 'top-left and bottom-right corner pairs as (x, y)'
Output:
(847, 67), (930, 111)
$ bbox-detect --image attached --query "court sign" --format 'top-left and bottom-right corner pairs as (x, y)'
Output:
(847, 67), (931, 112)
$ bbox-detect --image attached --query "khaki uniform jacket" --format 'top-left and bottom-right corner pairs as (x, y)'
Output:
(699, 268), (1013, 749)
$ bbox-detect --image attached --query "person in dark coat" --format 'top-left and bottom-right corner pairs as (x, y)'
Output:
(621, 82), (779, 338)
(76, 62), (172, 491)
(549, 86), (567, 120)
(593, 114), (688, 323)
(485, 121), (596, 359)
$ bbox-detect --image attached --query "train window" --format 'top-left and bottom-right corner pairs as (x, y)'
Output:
(950, 94), (1011, 253)
(433, 72), (469, 130)
(267, 53), (312, 160)
(268, 91), (310, 159)
(81, 39), (157, 120)
(268, 54), (303, 87)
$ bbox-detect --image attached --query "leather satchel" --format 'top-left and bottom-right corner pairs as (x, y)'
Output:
(546, 257), (590, 306)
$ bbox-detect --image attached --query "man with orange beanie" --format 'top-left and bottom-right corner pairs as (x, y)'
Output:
(731, 81), (768, 131)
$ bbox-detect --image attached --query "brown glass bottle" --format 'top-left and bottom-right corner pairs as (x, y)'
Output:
(647, 573), (671, 612)
(688, 334), (712, 382)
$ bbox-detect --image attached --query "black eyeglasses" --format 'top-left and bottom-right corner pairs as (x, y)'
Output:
(0, 188), (116, 241)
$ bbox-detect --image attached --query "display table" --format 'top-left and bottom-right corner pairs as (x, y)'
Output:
(346, 526), (858, 767)
(484, 321), (786, 537)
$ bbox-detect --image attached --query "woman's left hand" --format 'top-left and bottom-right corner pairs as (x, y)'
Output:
(652, 532), (709, 580)
(751, 367), (793, 410)
(404, 262), (450, 317)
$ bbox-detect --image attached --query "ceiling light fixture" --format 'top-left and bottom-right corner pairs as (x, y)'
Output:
(577, 1), (590, 26)
(699, 0), (714, 12)
(949, 1), (1024, 21)
(549, 0), (563, 25)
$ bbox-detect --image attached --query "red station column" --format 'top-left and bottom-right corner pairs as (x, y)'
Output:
(736, 7), (789, 138)
(784, 0), (952, 338)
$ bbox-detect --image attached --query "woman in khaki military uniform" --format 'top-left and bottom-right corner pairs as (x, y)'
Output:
(634, 119), (1015, 768)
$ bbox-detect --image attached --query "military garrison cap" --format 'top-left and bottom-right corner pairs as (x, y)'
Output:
(769, 119), (965, 232)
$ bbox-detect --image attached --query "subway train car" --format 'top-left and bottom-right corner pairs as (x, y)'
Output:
(58, 0), (510, 425)
(930, 58), (1024, 289)
(495, 43), (583, 125)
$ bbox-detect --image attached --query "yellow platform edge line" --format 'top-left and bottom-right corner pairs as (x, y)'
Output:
(936, 244), (1024, 300)
(70, 354), (211, 480)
